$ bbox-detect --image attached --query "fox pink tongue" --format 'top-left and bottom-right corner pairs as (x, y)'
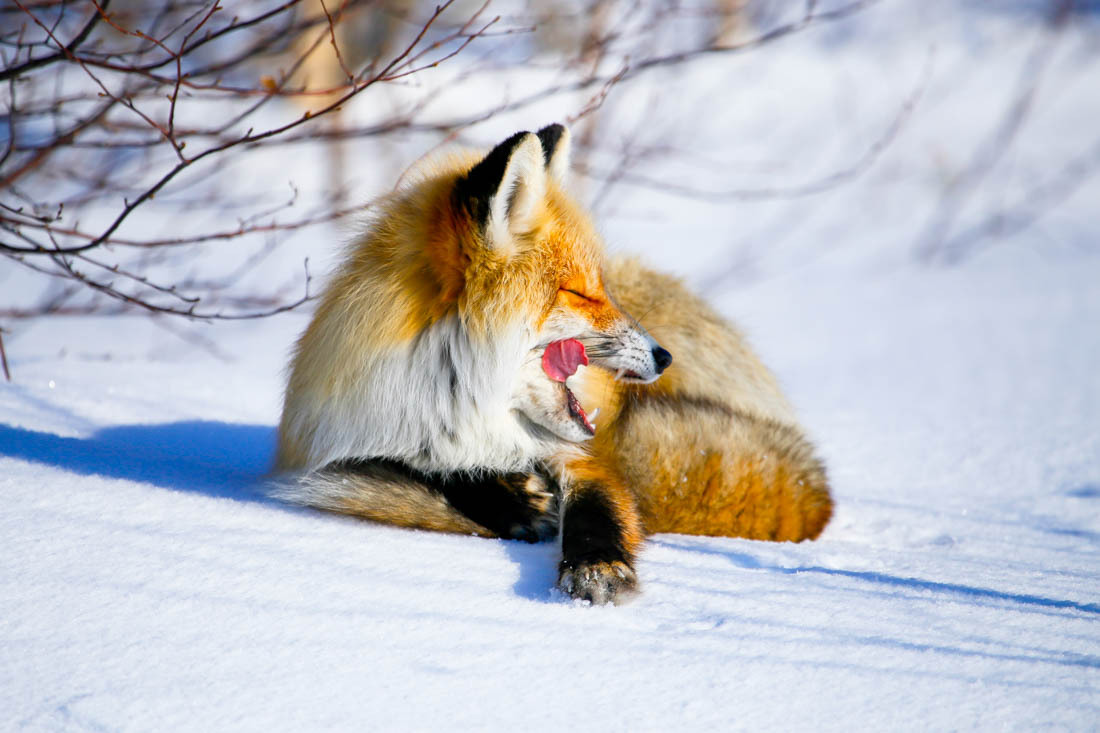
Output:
(542, 339), (589, 383)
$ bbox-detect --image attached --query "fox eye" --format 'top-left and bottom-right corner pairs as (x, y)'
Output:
(560, 287), (596, 303)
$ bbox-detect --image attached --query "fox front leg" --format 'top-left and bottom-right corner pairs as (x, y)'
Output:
(557, 458), (644, 605)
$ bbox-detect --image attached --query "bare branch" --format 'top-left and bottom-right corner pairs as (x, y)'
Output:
(917, 0), (1073, 262)
(0, 0), (899, 370)
(577, 48), (932, 202)
(0, 326), (10, 381)
(0, 0), (111, 82)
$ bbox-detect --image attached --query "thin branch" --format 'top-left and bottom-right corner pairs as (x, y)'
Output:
(938, 135), (1100, 261)
(2, 202), (362, 248)
(0, 0), (470, 257)
(0, 326), (10, 381)
(0, 0), (111, 82)
(577, 48), (932, 202)
(917, 0), (1072, 261)
(0, 0), (895, 337)
(319, 0), (355, 82)
(287, 0), (884, 141)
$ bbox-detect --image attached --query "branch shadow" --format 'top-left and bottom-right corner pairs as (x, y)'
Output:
(654, 538), (1100, 617)
(1066, 483), (1100, 499)
(0, 420), (277, 503)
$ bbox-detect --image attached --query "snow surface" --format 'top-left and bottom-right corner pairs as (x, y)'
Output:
(2, 2), (1099, 731)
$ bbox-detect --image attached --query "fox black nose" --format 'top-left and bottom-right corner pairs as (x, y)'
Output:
(652, 345), (672, 374)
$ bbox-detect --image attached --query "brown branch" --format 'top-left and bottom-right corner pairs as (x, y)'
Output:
(84, 0), (303, 74)
(2, 202), (362, 248)
(0, 0), (471, 258)
(576, 49), (931, 202)
(1, 0), (892, 336)
(938, 135), (1100, 262)
(44, 251), (316, 321)
(0, 0), (111, 82)
(0, 96), (121, 189)
(917, 0), (1072, 262)
(165, 1), (224, 148)
(282, 0), (884, 142)
(319, 0), (355, 82)
(13, 0), (182, 159)
(0, 326), (10, 381)
(567, 61), (627, 125)
(0, 76), (17, 170)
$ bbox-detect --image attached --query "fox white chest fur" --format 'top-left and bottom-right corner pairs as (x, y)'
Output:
(272, 127), (611, 473)
(281, 311), (559, 473)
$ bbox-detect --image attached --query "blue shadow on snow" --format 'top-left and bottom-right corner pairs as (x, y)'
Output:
(1, 419), (569, 602)
(656, 539), (1100, 618)
(0, 420), (276, 502)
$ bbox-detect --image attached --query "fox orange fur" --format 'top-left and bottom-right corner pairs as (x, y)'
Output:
(273, 124), (831, 604)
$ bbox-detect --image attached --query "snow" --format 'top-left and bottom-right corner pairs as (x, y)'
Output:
(2, 2), (1099, 731)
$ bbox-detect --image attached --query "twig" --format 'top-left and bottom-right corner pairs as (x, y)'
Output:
(577, 48), (932, 202)
(0, 0), (111, 82)
(917, 0), (1072, 262)
(938, 135), (1100, 261)
(0, 326), (10, 381)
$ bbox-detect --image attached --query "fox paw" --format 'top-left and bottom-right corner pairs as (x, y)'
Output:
(503, 472), (559, 543)
(558, 560), (638, 605)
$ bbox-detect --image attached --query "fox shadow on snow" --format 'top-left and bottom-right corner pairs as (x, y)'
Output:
(0, 419), (563, 600)
(6, 421), (1096, 612)
(0, 420), (276, 503)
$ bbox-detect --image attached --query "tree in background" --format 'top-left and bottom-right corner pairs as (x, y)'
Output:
(3, 0), (1091, 380)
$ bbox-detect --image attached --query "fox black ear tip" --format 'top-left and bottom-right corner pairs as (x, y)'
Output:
(537, 123), (567, 145)
(536, 124), (570, 170)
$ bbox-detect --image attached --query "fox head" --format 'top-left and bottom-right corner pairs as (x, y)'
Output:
(452, 124), (672, 444)
(278, 124), (670, 473)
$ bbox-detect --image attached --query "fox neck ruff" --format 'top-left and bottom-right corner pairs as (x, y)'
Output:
(286, 313), (569, 475)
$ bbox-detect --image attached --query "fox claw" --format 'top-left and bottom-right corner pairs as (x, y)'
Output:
(558, 560), (638, 605)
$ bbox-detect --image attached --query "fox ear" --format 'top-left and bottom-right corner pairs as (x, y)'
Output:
(456, 131), (546, 251)
(537, 123), (571, 184)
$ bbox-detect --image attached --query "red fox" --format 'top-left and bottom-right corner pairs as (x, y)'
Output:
(274, 124), (831, 604)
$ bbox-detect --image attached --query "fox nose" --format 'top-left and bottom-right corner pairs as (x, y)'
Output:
(652, 345), (673, 374)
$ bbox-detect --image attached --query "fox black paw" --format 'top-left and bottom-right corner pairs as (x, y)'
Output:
(558, 560), (638, 605)
(432, 469), (560, 542)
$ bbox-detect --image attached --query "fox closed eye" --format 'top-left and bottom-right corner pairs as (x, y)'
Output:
(559, 287), (598, 303)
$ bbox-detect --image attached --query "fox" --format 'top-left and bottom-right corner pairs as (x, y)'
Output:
(273, 124), (831, 604)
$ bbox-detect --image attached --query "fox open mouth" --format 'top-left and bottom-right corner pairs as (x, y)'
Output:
(564, 384), (595, 436)
(543, 339), (595, 436)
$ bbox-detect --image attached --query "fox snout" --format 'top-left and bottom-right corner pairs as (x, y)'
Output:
(630, 342), (672, 382)
(582, 327), (672, 385)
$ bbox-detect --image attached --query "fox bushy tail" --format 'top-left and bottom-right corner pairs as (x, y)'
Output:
(270, 459), (560, 542)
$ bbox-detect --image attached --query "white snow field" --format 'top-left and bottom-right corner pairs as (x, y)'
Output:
(2, 3), (1099, 731)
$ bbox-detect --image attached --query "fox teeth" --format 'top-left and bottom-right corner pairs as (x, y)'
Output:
(615, 368), (626, 380)
(589, 408), (600, 420)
